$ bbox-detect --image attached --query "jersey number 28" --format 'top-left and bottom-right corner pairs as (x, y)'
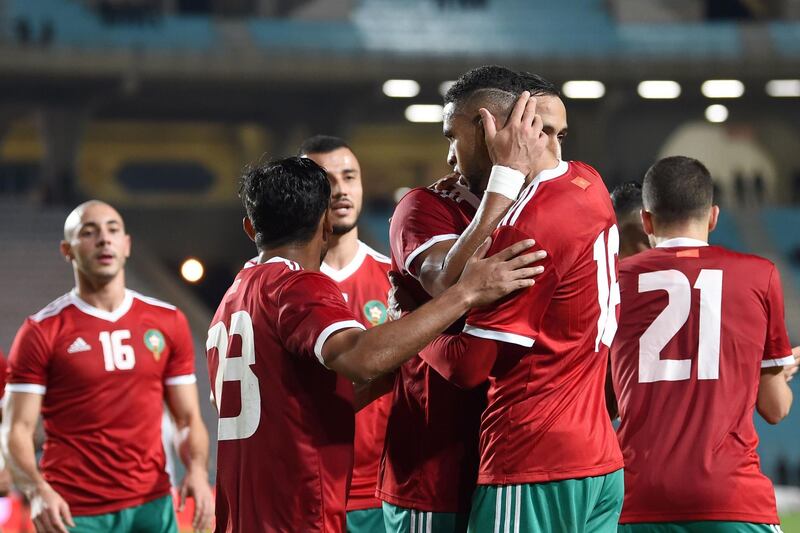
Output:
(207, 311), (261, 441)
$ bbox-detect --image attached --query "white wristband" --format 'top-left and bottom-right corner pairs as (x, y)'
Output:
(486, 165), (525, 200)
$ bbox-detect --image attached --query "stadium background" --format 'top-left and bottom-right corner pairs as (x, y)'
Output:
(0, 0), (798, 530)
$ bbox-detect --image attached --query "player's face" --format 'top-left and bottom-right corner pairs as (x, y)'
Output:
(443, 102), (493, 194)
(535, 95), (568, 160)
(63, 203), (130, 283)
(307, 147), (363, 236)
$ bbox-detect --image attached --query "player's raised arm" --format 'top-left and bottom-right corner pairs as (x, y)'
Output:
(322, 237), (541, 383)
(412, 91), (552, 298)
(3, 392), (74, 533)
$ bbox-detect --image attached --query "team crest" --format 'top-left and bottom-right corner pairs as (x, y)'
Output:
(144, 329), (166, 361)
(363, 300), (387, 326)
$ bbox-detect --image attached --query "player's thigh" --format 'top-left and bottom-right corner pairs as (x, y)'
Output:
(585, 469), (624, 533)
(382, 502), (468, 533)
(618, 522), (784, 533)
(469, 476), (618, 533)
(129, 494), (178, 533)
(68, 511), (123, 533)
(348, 507), (388, 533)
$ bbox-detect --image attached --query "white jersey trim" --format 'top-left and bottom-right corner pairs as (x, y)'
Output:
(165, 374), (198, 386)
(500, 160), (569, 228)
(656, 237), (709, 248)
(6, 383), (46, 395)
(463, 324), (534, 348)
(322, 241), (391, 283)
(313, 320), (366, 366)
(69, 289), (134, 323)
(762, 355), (795, 368)
(129, 290), (177, 310)
(30, 293), (73, 323)
(403, 234), (459, 277)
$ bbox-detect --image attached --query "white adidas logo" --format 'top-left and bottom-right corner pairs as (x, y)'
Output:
(67, 337), (92, 354)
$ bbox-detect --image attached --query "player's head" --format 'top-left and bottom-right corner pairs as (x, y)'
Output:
(641, 156), (719, 245)
(443, 65), (562, 193)
(299, 135), (362, 237)
(610, 181), (650, 259)
(60, 200), (131, 285)
(239, 157), (332, 257)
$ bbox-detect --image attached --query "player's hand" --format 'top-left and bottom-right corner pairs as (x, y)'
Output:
(430, 172), (464, 191)
(30, 481), (74, 533)
(785, 346), (800, 382)
(458, 237), (546, 307)
(479, 91), (549, 177)
(178, 467), (215, 532)
(387, 271), (418, 320)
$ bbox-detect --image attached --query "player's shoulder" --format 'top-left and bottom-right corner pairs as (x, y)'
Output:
(129, 290), (178, 312)
(397, 182), (479, 212)
(29, 291), (74, 324)
(706, 245), (777, 273)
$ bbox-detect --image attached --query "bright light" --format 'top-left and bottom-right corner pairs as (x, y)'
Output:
(181, 258), (204, 283)
(562, 80), (605, 99)
(766, 79), (800, 97)
(439, 80), (455, 97)
(637, 80), (681, 99)
(701, 79), (744, 98)
(382, 79), (420, 98)
(405, 104), (443, 123)
(705, 104), (729, 123)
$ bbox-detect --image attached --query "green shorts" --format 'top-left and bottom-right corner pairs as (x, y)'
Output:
(618, 522), (783, 532)
(467, 469), (624, 533)
(348, 507), (388, 533)
(69, 494), (176, 533)
(382, 501), (469, 533)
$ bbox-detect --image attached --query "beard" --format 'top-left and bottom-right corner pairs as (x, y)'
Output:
(332, 220), (358, 236)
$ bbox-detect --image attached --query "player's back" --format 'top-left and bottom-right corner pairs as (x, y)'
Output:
(208, 258), (358, 533)
(612, 242), (792, 524)
(464, 160), (623, 484)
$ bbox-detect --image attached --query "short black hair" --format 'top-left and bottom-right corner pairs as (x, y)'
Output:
(610, 181), (643, 219)
(238, 156), (331, 249)
(642, 156), (714, 225)
(444, 65), (559, 106)
(298, 135), (350, 156)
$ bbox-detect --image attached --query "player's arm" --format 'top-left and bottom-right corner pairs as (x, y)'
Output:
(2, 392), (74, 533)
(165, 383), (214, 532)
(757, 366), (792, 424)
(323, 238), (540, 383)
(420, 333), (514, 389)
(415, 92), (550, 297)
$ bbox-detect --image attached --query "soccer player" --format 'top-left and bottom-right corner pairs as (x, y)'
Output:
(2, 200), (214, 533)
(611, 156), (794, 533)
(416, 89), (625, 532)
(611, 181), (650, 260)
(208, 156), (542, 533)
(380, 65), (562, 532)
(298, 134), (394, 533)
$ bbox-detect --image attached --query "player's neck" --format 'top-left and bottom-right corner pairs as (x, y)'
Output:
(73, 272), (127, 312)
(258, 243), (325, 272)
(523, 154), (561, 187)
(323, 229), (359, 270)
(651, 225), (709, 247)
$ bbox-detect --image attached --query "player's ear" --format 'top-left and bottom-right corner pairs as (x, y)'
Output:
(59, 240), (73, 263)
(707, 205), (720, 233)
(242, 217), (256, 242)
(640, 209), (655, 236)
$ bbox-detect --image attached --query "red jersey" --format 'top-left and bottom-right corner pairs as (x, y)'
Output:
(7, 290), (196, 515)
(612, 239), (793, 524)
(0, 349), (6, 399)
(208, 257), (365, 533)
(379, 182), (486, 513)
(463, 161), (624, 485)
(321, 241), (393, 512)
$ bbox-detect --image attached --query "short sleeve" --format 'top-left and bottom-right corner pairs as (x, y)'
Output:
(164, 309), (197, 385)
(7, 319), (51, 394)
(389, 189), (463, 278)
(464, 225), (559, 347)
(277, 273), (364, 366)
(761, 264), (793, 368)
(0, 350), (7, 399)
